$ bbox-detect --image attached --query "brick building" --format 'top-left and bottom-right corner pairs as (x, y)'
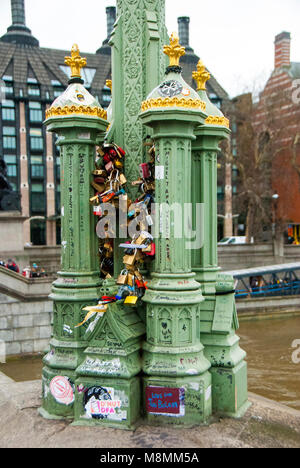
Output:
(0, 0), (115, 246)
(0, 1), (229, 247)
(253, 31), (300, 241)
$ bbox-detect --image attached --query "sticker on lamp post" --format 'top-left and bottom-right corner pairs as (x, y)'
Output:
(146, 386), (185, 417)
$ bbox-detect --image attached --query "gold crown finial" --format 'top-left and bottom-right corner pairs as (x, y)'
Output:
(106, 79), (112, 91)
(192, 60), (211, 91)
(64, 44), (87, 79)
(163, 32), (185, 67)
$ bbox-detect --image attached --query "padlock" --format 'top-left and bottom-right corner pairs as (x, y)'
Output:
(144, 242), (156, 257)
(144, 180), (155, 192)
(123, 251), (137, 266)
(131, 179), (143, 187)
(94, 176), (106, 184)
(134, 269), (143, 281)
(127, 273), (135, 287)
(91, 181), (105, 193)
(115, 160), (123, 170)
(97, 147), (105, 157)
(135, 279), (145, 289)
(113, 144), (126, 158)
(93, 169), (107, 177)
(117, 269), (128, 285)
(124, 296), (138, 306)
(105, 161), (114, 173)
(93, 206), (103, 216)
(115, 285), (131, 301)
(119, 173), (127, 185)
(139, 163), (151, 180)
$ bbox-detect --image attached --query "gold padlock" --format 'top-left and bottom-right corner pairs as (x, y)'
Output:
(127, 273), (135, 287)
(91, 181), (105, 193)
(119, 173), (127, 185)
(123, 251), (137, 266)
(93, 169), (107, 177)
(115, 160), (123, 170)
(117, 269), (128, 285)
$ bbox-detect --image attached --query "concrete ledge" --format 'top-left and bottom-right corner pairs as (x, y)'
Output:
(237, 295), (300, 320)
(0, 266), (52, 301)
(0, 375), (299, 448)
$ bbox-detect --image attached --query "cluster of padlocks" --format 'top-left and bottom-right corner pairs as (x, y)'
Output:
(82, 140), (156, 321)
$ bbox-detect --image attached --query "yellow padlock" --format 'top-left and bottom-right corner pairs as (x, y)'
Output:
(124, 296), (138, 305)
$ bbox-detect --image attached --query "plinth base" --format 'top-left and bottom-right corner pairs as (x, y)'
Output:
(210, 360), (250, 418)
(40, 366), (76, 419)
(142, 373), (212, 427)
(73, 375), (141, 430)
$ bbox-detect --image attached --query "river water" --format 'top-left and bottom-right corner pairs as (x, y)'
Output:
(1, 316), (300, 411)
(239, 316), (300, 411)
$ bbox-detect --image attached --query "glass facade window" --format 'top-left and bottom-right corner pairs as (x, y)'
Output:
(232, 164), (239, 180)
(30, 128), (44, 151)
(217, 185), (225, 201)
(1, 100), (15, 121)
(53, 87), (64, 98)
(3, 83), (13, 95)
(3, 154), (18, 190)
(102, 89), (112, 108)
(60, 65), (96, 87)
(29, 101), (43, 122)
(30, 155), (44, 178)
(3, 126), (16, 149)
(31, 183), (46, 214)
(28, 85), (40, 96)
(30, 219), (46, 246)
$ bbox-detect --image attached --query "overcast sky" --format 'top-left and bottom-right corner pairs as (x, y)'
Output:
(1, 0), (300, 97)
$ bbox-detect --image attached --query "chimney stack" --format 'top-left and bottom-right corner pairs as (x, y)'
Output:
(178, 17), (190, 47)
(274, 32), (291, 69)
(0, 0), (39, 46)
(11, 0), (26, 26)
(96, 6), (116, 54)
(106, 6), (116, 40)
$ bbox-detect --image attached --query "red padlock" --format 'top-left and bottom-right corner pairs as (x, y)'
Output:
(139, 163), (151, 180)
(145, 243), (155, 257)
(93, 206), (103, 216)
(109, 149), (118, 159)
(116, 145), (126, 157)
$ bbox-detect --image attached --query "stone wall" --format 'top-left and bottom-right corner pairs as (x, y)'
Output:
(0, 295), (52, 356)
(219, 243), (300, 271)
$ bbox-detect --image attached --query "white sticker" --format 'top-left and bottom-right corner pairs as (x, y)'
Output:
(78, 132), (91, 139)
(155, 166), (165, 180)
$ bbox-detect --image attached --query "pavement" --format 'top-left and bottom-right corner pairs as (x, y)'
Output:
(0, 372), (299, 448)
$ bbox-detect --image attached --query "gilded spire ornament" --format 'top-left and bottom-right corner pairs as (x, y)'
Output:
(106, 79), (112, 91)
(163, 32), (185, 67)
(64, 44), (87, 79)
(192, 60), (211, 91)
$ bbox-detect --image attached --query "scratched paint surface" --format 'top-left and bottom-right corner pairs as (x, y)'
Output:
(1, 316), (300, 411)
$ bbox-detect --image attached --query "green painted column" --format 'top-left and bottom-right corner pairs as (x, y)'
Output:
(39, 46), (108, 420)
(140, 36), (212, 427)
(191, 61), (250, 418)
(104, 0), (168, 287)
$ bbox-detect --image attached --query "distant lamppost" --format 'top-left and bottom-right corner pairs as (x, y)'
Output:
(272, 193), (279, 238)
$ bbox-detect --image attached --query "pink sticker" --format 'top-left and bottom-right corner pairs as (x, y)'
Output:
(50, 376), (74, 406)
